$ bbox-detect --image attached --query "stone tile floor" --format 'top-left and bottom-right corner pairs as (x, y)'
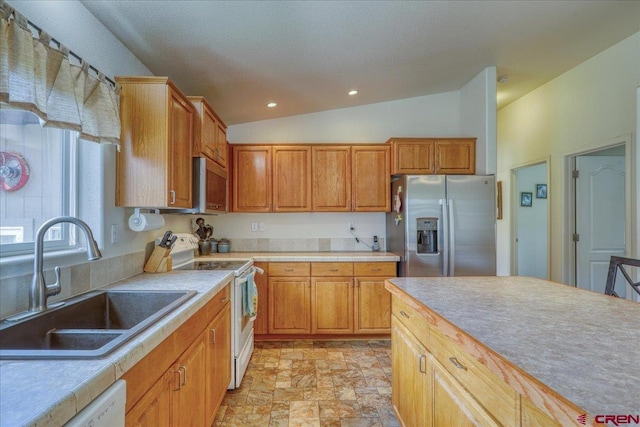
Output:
(215, 340), (399, 427)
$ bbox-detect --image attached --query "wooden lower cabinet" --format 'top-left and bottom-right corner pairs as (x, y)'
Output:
(311, 276), (354, 333)
(263, 261), (395, 336)
(126, 370), (173, 427)
(268, 277), (311, 334)
(172, 333), (207, 426)
(206, 302), (232, 426)
(391, 316), (431, 427)
(123, 284), (231, 426)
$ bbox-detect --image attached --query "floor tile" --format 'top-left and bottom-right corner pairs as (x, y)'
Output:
(215, 340), (397, 427)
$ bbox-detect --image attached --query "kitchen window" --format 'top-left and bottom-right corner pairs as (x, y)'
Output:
(0, 109), (78, 256)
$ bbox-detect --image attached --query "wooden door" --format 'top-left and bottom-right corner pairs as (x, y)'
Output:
(253, 262), (269, 335)
(206, 303), (231, 426)
(168, 87), (194, 208)
(432, 356), (499, 427)
(392, 139), (435, 174)
(232, 146), (272, 212)
(173, 333), (207, 426)
(268, 277), (310, 334)
(126, 370), (173, 427)
(435, 139), (476, 174)
(352, 145), (390, 211)
(214, 121), (227, 168)
(311, 277), (354, 334)
(273, 146), (312, 212)
(391, 316), (431, 427)
(312, 146), (351, 211)
(354, 278), (391, 333)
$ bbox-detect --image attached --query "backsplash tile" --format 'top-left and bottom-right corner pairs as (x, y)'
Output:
(0, 251), (145, 320)
(228, 238), (384, 253)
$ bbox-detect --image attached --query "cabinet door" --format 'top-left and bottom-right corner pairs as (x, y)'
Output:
(173, 333), (207, 426)
(521, 395), (562, 427)
(354, 278), (391, 333)
(126, 369), (173, 427)
(312, 146), (351, 211)
(391, 316), (431, 427)
(253, 262), (269, 335)
(215, 121), (228, 168)
(273, 146), (312, 212)
(232, 146), (272, 212)
(435, 139), (476, 174)
(393, 139), (435, 174)
(206, 302), (231, 426)
(311, 277), (353, 334)
(352, 145), (390, 211)
(167, 87), (194, 208)
(268, 277), (310, 333)
(432, 356), (500, 427)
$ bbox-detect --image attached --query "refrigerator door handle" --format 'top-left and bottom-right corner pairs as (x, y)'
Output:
(448, 199), (455, 276)
(440, 199), (449, 276)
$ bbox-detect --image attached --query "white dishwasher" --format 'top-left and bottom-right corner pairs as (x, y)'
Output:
(64, 380), (126, 427)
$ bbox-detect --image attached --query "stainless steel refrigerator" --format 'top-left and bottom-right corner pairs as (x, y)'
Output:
(386, 175), (496, 277)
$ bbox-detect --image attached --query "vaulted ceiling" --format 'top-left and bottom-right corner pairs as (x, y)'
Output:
(80, 1), (640, 125)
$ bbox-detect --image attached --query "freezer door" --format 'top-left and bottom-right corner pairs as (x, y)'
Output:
(446, 175), (496, 276)
(405, 175), (446, 277)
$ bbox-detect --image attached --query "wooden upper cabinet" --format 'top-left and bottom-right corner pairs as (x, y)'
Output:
(232, 145), (272, 212)
(435, 139), (475, 174)
(116, 77), (194, 209)
(352, 145), (391, 212)
(388, 137), (476, 175)
(312, 146), (351, 211)
(389, 138), (435, 174)
(273, 146), (312, 212)
(189, 96), (228, 168)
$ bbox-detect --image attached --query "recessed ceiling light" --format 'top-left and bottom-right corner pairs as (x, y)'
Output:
(267, 102), (277, 108)
(497, 75), (509, 84)
(348, 90), (359, 96)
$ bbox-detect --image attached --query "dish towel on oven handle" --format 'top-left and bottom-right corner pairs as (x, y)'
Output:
(242, 266), (263, 321)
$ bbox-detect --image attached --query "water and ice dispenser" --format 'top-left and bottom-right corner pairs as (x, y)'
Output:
(417, 218), (438, 254)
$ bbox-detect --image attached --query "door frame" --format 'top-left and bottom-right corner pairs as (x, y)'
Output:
(509, 157), (551, 278)
(564, 134), (634, 291)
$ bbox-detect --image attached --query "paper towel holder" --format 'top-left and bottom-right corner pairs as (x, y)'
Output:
(128, 208), (165, 232)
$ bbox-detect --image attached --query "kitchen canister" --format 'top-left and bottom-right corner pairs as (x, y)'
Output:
(209, 238), (218, 253)
(198, 239), (211, 256)
(218, 238), (230, 253)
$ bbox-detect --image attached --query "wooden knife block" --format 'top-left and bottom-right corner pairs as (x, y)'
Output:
(144, 246), (172, 273)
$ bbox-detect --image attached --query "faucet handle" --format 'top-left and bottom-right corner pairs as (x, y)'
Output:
(46, 266), (62, 297)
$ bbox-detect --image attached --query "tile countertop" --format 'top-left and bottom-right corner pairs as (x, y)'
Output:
(385, 276), (640, 418)
(0, 269), (234, 427)
(196, 251), (401, 262)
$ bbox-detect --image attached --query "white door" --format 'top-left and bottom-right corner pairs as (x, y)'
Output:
(575, 155), (626, 295)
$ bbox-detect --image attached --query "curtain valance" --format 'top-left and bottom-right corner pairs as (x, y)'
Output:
(0, 1), (120, 143)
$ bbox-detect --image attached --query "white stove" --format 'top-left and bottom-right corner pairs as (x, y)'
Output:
(166, 233), (260, 389)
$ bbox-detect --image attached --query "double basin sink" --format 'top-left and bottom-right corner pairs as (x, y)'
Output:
(0, 289), (196, 359)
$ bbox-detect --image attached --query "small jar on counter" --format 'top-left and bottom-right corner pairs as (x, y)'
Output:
(209, 238), (218, 253)
(217, 238), (230, 253)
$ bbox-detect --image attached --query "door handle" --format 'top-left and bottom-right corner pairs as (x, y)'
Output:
(169, 190), (176, 205)
(419, 355), (427, 373)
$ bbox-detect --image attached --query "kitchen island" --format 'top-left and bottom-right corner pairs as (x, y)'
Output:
(385, 276), (639, 426)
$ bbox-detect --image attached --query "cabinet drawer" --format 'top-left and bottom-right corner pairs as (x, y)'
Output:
(354, 262), (396, 277)
(269, 262), (310, 276)
(430, 327), (518, 427)
(392, 296), (430, 347)
(311, 262), (353, 276)
(209, 284), (231, 316)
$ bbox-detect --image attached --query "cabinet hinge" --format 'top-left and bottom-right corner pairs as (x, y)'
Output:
(572, 233), (580, 242)
(572, 170), (579, 179)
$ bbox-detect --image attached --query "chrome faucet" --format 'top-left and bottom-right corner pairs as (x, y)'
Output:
(10, 216), (102, 320)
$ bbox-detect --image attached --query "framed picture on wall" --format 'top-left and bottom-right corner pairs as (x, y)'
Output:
(520, 192), (533, 207)
(536, 184), (547, 199)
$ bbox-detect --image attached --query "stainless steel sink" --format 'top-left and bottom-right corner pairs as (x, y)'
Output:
(0, 290), (196, 359)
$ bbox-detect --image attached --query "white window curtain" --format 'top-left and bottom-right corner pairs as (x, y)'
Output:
(0, 1), (120, 143)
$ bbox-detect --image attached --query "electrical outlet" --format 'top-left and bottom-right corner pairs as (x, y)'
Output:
(251, 222), (258, 232)
(259, 222), (265, 232)
(111, 224), (118, 244)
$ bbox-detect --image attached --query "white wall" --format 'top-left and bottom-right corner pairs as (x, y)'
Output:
(497, 32), (640, 283)
(460, 66), (497, 175)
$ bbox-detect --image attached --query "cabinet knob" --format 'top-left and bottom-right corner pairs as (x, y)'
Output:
(400, 310), (410, 319)
(210, 328), (216, 344)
